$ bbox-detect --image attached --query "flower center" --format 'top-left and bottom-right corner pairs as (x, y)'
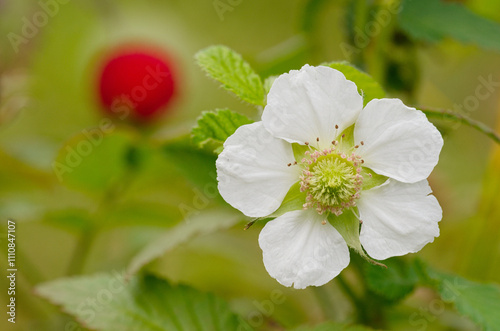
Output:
(300, 148), (363, 216)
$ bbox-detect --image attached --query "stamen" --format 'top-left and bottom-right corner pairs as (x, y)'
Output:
(360, 141), (364, 145)
(299, 147), (364, 216)
(287, 163), (292, 167)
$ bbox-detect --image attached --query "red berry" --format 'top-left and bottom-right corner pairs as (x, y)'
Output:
(98, 47), (176, 121)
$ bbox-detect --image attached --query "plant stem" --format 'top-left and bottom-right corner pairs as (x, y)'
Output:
(336, 273), (367, 322)
(311, 285), (338, 321)
(420, 106), (500, 144)
(348, 254), (388, 328)
(66, 228), (97, 276)
(15, 242), (46, 285)
(65, 157), (138, 276)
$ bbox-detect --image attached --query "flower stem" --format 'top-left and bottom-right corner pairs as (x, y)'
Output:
(311, 285), (338, 321)
(65, 144), (140, 276)
(66, 228), (97, 276)
(13, 239), (46, 285)
(420, 106), (500, 144)
(336, 273), (367, 322)
(348, 254), (388, 328)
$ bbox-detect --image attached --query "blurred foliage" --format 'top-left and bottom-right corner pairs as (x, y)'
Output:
(127, 209), (243, 275)
(191, 109), (253, 154)
(362, 258), (420, 303)
(423, 264), (500, 331)
(399, 0), (500, 51)
(35, 273), (250, 331)
(1, 0), (500, 330)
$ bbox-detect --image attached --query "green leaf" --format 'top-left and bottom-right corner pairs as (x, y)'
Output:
(328, 210), (386, 268)
(293, 322), (374, 331)
(128, 209), (242, 275)
(328, 210), (364, 255)
(322, 62), (385, 106)
(191, 109), (253, 154)
(263, 75), (278, 95)
(163, 137), (220, 192)
(399, 0), (500, 52)
(361, 168), (388, 191)
(35, 273), (249, 331)
(337, 124), (355, 148)
(268, 182), (307, 218)
(52, 129), (136, 194)
(363, 257), (419, 302)
(424, 267), (500, 331)
(104, 201), (182, 228)
(291, 143), (310, 163)
(195, 45), (265, 105)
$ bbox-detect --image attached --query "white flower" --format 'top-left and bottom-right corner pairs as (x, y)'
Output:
(216, 65), (443, 289)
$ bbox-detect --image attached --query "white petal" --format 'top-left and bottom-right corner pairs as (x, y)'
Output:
(262, 65), (363, 149)
(216, 122), (300, 217)
(259, 209), (350, 289)
(354, 99), (443, 183)
(358, 179), (442, 260)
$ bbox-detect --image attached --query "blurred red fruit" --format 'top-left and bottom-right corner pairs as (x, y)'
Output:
(98, 48), (176, 121)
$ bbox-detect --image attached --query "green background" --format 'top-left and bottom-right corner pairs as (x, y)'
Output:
(1, 0), (499, 330)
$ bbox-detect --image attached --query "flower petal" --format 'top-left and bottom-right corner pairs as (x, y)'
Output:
(354, 99), (443, 183)
(358, 179), (442, 260)
(259, 209), (350, 289)
(216, 122), (300, 217)
(262, 65), (363, 149)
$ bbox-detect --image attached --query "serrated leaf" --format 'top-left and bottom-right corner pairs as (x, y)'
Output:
(322, 62), (385, 106)
(195, 45), (265, 105)
(127, 209), (242, 275)
(35, 273), (249, 331)
(425, 267), (500, 331)
(191, 109), (253, 154)
(363, 257), (419, 302)
(399, 0), (500, 52)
